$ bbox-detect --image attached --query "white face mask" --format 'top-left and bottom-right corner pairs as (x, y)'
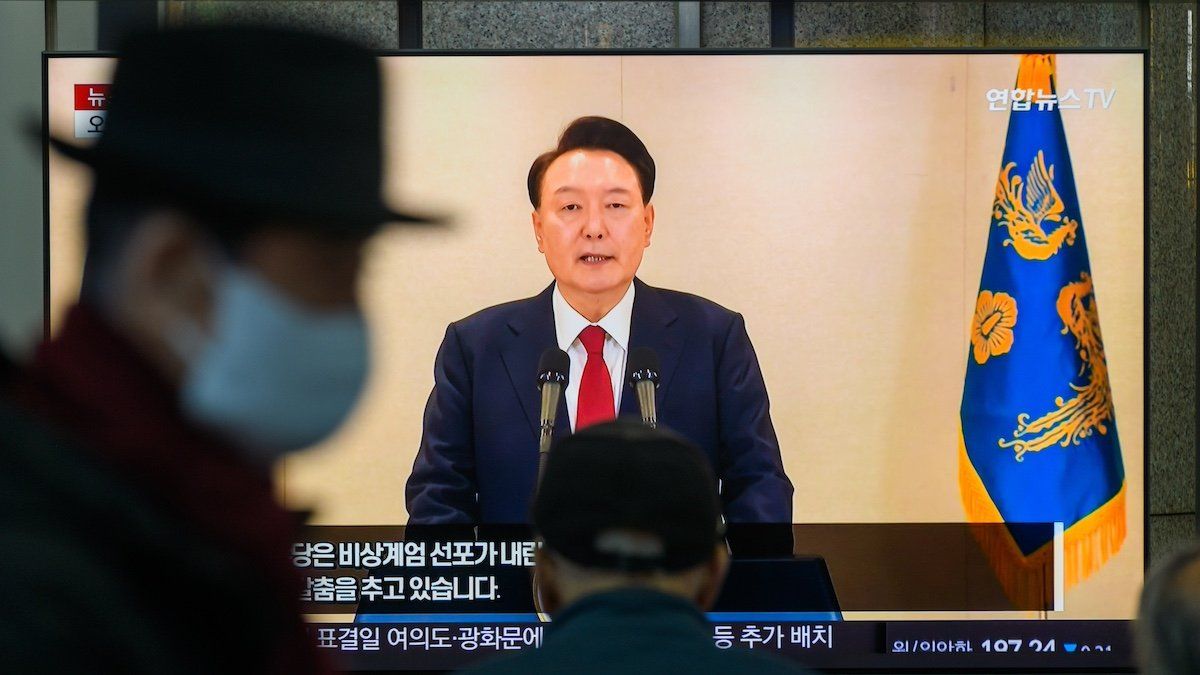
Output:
(170, 264), (369, 464)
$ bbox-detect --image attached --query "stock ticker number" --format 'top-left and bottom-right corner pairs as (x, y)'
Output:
(980, 638), (1114, 653)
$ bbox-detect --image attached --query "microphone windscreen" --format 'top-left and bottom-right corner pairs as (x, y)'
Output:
(537, 347), (571, 382)
(627, 347), (660, 381)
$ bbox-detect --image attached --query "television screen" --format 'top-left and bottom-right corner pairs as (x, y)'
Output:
(46, 51), (1145, 671)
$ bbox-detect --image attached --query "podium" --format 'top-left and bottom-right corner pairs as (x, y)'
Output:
(713, 557), (840, 620)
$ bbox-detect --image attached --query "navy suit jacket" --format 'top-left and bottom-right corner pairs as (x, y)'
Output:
(405, 278), (793, 524)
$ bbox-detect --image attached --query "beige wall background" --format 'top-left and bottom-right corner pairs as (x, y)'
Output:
(47, 54), (1143, 618)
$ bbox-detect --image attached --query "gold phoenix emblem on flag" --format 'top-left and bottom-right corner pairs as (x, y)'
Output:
(993, 150), (1079, 261)
(999, 272), (1115, 461)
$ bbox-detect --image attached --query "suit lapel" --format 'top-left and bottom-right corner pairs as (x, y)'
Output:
(624, 278), (682, 417)
(505, 279), (680, 436)
(499, 283), (569, 442)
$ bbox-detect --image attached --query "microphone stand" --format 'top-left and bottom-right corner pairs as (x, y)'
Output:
(537, 415), (555, 486)
(535, 377), (565, 489)
(633, 379), (658, 429)
(629, 368), (659, 429)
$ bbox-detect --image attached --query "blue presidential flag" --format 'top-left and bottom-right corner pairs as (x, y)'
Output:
(959, 55), (1125, 604)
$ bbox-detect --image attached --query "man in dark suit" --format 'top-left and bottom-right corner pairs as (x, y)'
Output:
(406, 116), (792, 525)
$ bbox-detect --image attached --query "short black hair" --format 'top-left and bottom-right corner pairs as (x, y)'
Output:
(527, 116), (656, 208)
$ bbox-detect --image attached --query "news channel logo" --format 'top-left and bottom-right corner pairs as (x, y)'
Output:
(986, 87), (1116, 112)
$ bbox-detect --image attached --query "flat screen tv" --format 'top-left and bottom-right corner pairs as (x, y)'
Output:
(45, 49), (1146, 672)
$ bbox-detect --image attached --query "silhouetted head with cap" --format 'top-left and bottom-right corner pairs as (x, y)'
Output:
(532, 419), (730, 614)
(1138, 542), (1200, 674)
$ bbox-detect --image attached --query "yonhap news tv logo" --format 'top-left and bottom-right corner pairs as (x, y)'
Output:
(986, 87), (1116, 112)
(73, 84), (109, 138)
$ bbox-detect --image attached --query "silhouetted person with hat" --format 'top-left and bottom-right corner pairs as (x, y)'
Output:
(465, 419), (810, 674)
(0, 25), (435, 673)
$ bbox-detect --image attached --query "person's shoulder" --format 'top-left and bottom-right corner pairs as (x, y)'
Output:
(0, 399), (240, 575)
(0, 400), (167, 559)
(0, 398), (100, 512)
(637, 282), (745, 342)
(640, 281), (739, 319)
(0, 403), (154, 643)
(447, 287), (551, 336)
(0, 347), (15, 386)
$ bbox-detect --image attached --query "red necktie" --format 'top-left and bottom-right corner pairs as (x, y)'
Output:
(576, 325), (615, 430)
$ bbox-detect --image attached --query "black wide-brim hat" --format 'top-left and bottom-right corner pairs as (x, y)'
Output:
(47, 25), (439, 233)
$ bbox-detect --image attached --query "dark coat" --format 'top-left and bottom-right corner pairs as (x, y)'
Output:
(406, 278), (794, 524)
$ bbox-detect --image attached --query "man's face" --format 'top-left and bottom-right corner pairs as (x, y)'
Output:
(532, 149), (654, 300)
(190, 225), (366, 333)
(111, 214), (368, 387)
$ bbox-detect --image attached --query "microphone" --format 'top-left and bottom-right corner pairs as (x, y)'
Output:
(536, 348), (570, 486)
(627, 347), (660, 429)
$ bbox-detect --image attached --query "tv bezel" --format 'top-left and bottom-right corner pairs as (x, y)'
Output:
(41, 48), (1151, 674)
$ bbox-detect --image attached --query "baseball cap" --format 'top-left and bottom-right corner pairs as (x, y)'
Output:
(533, 419), (725, 572)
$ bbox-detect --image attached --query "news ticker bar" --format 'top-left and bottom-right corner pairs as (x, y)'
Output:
(309, 620), (1133, 671)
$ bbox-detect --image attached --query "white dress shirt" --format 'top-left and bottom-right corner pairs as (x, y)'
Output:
(552, 282), (635, 431)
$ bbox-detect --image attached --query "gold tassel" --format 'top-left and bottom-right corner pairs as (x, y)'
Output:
(1015, 54), (1056, 102)
(958, 431), (1125, 608)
